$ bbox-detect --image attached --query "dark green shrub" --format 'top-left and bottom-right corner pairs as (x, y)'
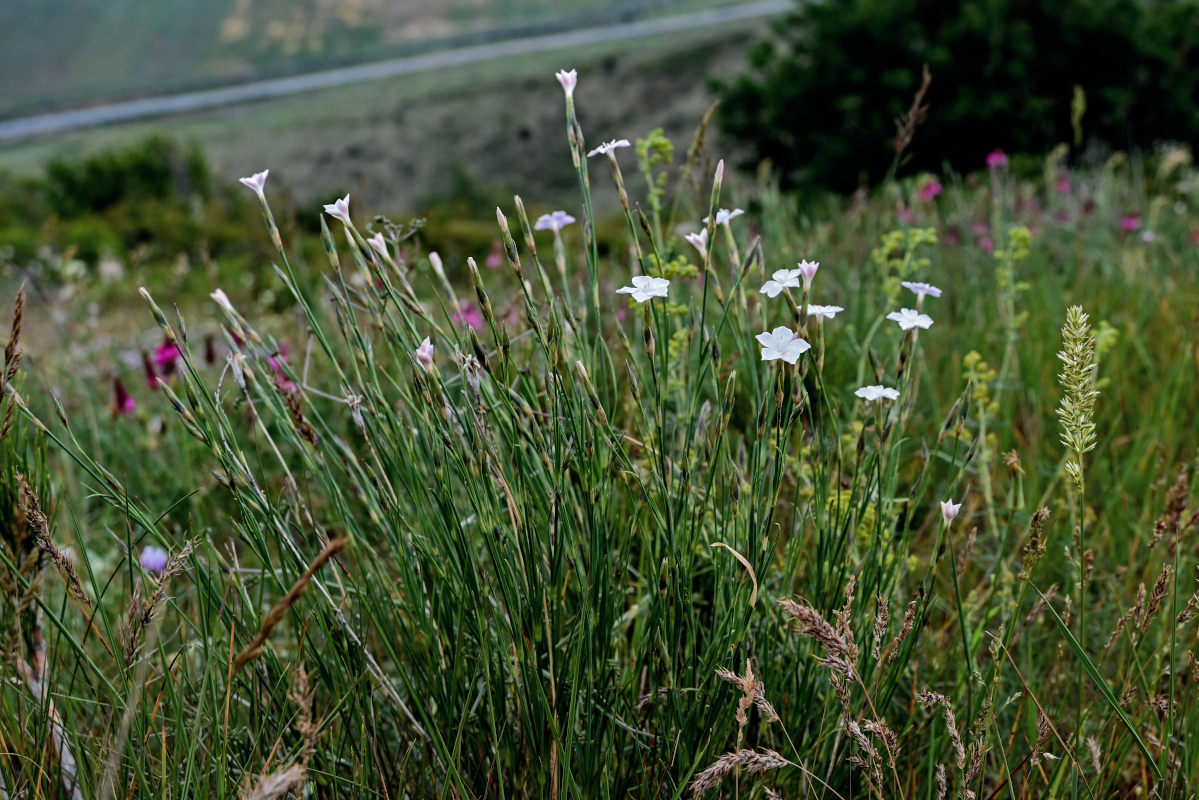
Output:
(718, 0), (1199, 193)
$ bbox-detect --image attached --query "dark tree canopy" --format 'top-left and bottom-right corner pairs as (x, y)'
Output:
(718, 0), (1199, 193)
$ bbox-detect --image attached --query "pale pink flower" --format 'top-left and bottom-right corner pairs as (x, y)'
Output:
(323, 194), (351, 224)
(555, 69), (577, 98)
(587, 139), (630, 158)
(900, 281), (942, 300)
(940, 499), (962, 524)
(684, 229), (708, 255)
(210, 289), (235, 316)
(616, 275), (670, 303)
(886, 308), (934, 331)
(806, 304), (844, 319)
(368, 233), (388, 256)
(1055, 174), (1071, 194)
(534, 210), (576, 232)
(415, 337), (435, 368)
(452, 303), (484, 331)
(855, 385), (900, 403)
(797, 260), (819, 288)
(756, 327), (811, 364)
(238, 169), (269, 199)
(703, 208), (745, 226)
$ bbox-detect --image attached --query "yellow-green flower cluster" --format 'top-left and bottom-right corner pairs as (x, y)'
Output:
(872, 227), (937, 302)
(962, 351), (999, 417)
(647, 252), (699, 282)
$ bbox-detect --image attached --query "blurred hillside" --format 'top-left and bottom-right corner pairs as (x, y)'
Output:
(0, 0), (722, 117)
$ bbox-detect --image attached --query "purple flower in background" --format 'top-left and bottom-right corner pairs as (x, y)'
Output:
(986, 149), (1008, 169)
(979, 236), (995, 254)
(1120, 214), (1141, 232)
(453, 303), (484, 331)
(917, 180), (943, 202)
(485, 241), (504, 269)
(1055, 174), (1071, 195)
(140, 545), (168, 575)
(534, 210), (577, 232)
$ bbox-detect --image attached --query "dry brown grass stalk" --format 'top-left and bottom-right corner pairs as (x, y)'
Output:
(1150, 467), (1188, 550)
(232, 537), (349, 673)
(1, 286), (22, 441)
(779, 598), (855, 659)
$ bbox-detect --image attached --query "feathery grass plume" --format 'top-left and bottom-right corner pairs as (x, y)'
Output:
(1086, 736), (1102, 774)
(956, 526), (978, 575)
(935, 764), (947, 799)
(779, 598), (855, 658)
(1029, 710), (1053, 766)
(871, 595), (889, 660)
(688, 749), (788, 798)
(1176, 580), (1199, 625)
(887, 598), (917, 664)
(1018, 507), (1052, 580)
(1106, 582), (1146, 649)
(1140, 563), (1174, 634)
(123, 541), (193, 666)
(1056, 305), (1099, 492)
(17, 473), (88, 606)
(0, 286), (23, 441)
(918, 689), (965, 769)
(1150, 467), (1189, 550)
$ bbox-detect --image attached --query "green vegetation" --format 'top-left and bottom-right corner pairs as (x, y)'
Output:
(718, 0), (1199, 192)
(2, 71), (1198, 797)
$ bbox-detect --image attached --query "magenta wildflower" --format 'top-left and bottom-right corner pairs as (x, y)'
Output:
(986, 149), (1008, 169)
(917, 180), (943, 202)
(453, 303), (485, 331)
(1120, 214), (1141, 232)
(112, 377), (135, 417)
(1055, 174), (1071, 195)
(153, 339), (180, 377)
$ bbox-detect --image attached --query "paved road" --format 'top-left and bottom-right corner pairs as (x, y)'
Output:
(0, 0), (790, 142)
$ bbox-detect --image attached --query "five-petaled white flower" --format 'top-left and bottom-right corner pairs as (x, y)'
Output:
(703, 208), (745, 226)
(238, 170), (269, 198)
(756, 327), (811, 364)
(760, 268), (802, 298)
(797, 260), (819, 287)
(887, 308), (934, 331)
(587, 139), (630, 158)
(616, 275), (670, 303)
(806, 304), (844, 319)
(324, 194), (351, 224)
(901, 281), (942, 300)
(940, 498), (962, 524)
(684, 229), (709, 255)
(368, 233), (388, 256)
(534, 210), (577, 232)
(855, 385), (900, 403)
(415, 337), (435, 368)
(556, 69), (577, 98)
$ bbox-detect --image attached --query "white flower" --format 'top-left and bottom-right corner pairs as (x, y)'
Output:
(901, 281), (942, 300)
(703, 208), (745, 226)
(759, 268), (802, 298)
(616, 275), (670, 303)
(941, 498), (962, 524)
(587, 139), (630, 158)
(534, 210), (576, 232)
(806, 304), (844, 319)
(555, 69), (577, 98)
(229, 353), (247, 390)
(797, 260), (819, 287)
(886, 308), (934, 331)
(368, 233), (388, 256)
(855, 385), (900, 403)
(415, 337), (435, 368)
(323, 194), (351, 224)
(238, 169), (269, 198)
(756, 327), (811, 364)
(684, 229), (709, 255)
(210, 289), (236, 316)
